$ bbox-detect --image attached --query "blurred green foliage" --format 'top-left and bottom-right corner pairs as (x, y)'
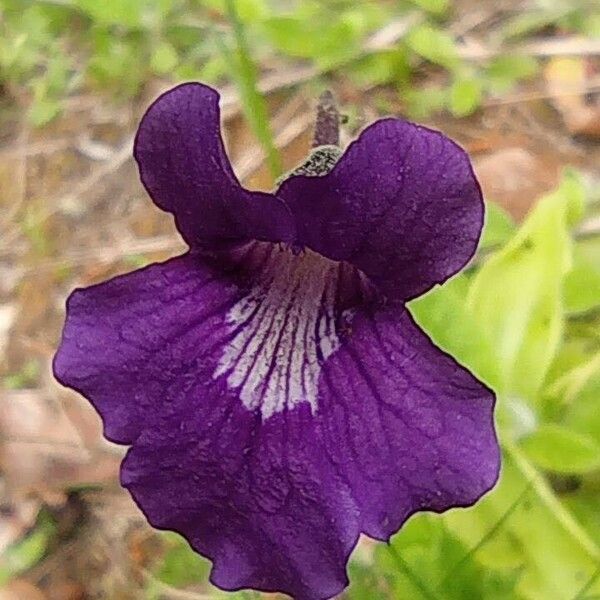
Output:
(409, 172), (600, 600)
(3, 358), (40, 389)
(1, 0), (599, 125)
(0, 511), (56, 585)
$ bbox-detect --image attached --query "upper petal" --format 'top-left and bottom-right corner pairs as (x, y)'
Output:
(134, 83), (295, 248)
(277, 118), (484, 301)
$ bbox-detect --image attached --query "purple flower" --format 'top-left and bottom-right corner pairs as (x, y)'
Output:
(54, 83), (500, 600)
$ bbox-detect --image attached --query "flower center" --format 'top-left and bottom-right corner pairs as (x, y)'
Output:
(214, 245), (343, 419)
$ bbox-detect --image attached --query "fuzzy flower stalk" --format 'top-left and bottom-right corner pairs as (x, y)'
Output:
(54, 83), (500, 600)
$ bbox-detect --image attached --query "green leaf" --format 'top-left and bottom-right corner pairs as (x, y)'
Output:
(408, 0), (449, 16)
(546, 351), (600, 410)
(564, 242), (600, 314)
(150, 41), (178, 74)
(154, 0), (176, 20)
(3, 359), (40, 390)
(202, 0), (268, 22)
(444, 441), (600, 599)
(502, 8), (573, 41)
(197, 54), (227, 83)
(485, 55), (539, 94)
(262, 16), (315, 58)
(564, 490), (600, 546)
(522, 424), (600, 474)
(262, 9), (366, 69)
(410, 275), (501, 391)
(29, 95), (61, 126)
(480, 202), (516, 250)
(563, 367), (600, 446)
(450, 76), (483, 117)
(348, 49), (410, 88)
(0, 512), (55, 585)
(405, 24), (460, 71)
(154, 532), (209, 587)
(467, 174), (583, 401)
(74, 0), (145, 28)
(403, 85), (449, 119)
(88, 32), (146, 96)
(561, 168), (586, 226)
(358, 514), (517, 599)
(582, 12), (600, 36)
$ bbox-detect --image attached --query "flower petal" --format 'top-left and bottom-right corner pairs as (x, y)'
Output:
(54, 249), (361, 599)
(122, 403), (360, 600)
(134, 83), (295, 248)
(316, 307), (500, 539)
(53, 253), (243, 444)
(277, 118), (484, 301)
(54, 245), (498, 600)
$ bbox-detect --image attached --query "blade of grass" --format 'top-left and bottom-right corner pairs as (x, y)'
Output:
(386, 543), (442, 600)
(503, 438), (600, 559)
(222, 0), (282, 181)
(441, 482), (533, 585)
(572, 563), (600, 600)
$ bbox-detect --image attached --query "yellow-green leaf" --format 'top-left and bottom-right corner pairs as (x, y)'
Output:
(564, 242), (600, 314)
(450, 77), (483, 117)
(410, 275), (501, 391)
(522, 424), (600, 474)
(150, 41), (178, 75)
(444, 441), (600, 599)
(467, 174), (582, 401)
(405, 24), (459, 71)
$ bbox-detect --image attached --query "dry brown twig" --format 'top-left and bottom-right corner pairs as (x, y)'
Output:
(12, 235), (185, 279)
(0, 136), (134, 252)
(59, 137), (134, 208)
(140, 569), (215, 600)
(1, 124), (29, 231)
(458, 36), (600, 61)
(484, 79), (600, 107)
(0, 138), (70, 160)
